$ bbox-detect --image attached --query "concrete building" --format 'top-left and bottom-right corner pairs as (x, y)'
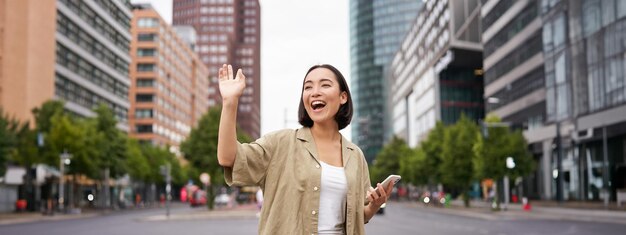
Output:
(0, 0), (133, 212)
(0, 0), (59, 125)
(130, 4), (210, 153)
(480, 0), (546, 198)
(349, 0), (422, 161)
(54, 0), (133, 130)
(173, 0), (261, 139)
(1, 0), (132, 127)
(388, 0), (484, 148)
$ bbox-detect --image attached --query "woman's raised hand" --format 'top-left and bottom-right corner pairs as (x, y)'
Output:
(218, 64), (246, 101)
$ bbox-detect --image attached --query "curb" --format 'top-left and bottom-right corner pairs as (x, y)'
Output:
(398, 201), (626, 225)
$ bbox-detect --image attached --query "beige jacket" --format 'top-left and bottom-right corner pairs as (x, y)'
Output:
(224, 127), (371, 235)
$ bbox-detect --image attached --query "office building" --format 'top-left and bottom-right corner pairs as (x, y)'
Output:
(481, 0), (545, 198)
(535, 0), (626, 201)
(1, 0), (133, 130)
(388, 0), (484, 147)
(173, 0), (261, 139)
(131, 4), (210, 152)
(350, 0), (422, 161)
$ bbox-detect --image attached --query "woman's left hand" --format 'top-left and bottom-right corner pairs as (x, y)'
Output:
(367, 182), (394, 209)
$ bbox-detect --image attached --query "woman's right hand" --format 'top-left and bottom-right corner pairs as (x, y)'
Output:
(218, 64), (246, 101)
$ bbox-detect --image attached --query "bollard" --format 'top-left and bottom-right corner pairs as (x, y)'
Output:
(522, 197), (531, 211)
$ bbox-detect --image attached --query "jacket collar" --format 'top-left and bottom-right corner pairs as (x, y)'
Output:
(297, 127), (355, 166)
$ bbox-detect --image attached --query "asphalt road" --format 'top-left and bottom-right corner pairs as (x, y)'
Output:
(1, 203), (625, 235)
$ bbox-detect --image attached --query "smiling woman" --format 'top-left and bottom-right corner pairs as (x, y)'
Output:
(216, 64), (395, 234)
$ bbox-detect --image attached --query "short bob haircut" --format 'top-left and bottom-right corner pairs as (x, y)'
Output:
(298, 64), (353, 130)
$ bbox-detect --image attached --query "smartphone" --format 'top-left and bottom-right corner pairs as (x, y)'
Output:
(380, 174), (401, 189)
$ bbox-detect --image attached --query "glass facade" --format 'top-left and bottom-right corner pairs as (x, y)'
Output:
(439, 67), (484, 125)
(541, 0), (626, 201)
(350, 0), (421, 162)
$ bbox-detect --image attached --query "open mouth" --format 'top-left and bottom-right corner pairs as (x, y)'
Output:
(311, 100), (327, 111)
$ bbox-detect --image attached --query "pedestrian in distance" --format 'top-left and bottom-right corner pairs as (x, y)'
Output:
(217, 64), (394, 234)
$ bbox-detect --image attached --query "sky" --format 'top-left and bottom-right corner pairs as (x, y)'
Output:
(131, 0), (352, 140)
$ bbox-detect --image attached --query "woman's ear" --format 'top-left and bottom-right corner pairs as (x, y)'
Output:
(340, 91), (348, 105)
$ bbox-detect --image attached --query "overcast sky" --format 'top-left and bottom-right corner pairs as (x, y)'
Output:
(131, 0), (352, 140)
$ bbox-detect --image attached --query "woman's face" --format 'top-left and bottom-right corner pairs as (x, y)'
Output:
(302, 68), (347, 125)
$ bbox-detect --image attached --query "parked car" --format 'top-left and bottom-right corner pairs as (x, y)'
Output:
(189, 188), (206, 207)
(215, 193), (230, 207)
(376, 203), (386, 215)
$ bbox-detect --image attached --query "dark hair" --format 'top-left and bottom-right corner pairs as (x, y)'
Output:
(298, 64), (353, 130)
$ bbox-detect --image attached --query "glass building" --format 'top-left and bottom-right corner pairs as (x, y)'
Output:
(350, 0), (422, 162)
(482, 0), (626, 202)
(389, 0), (484, 148)
(539, 0), (626, 202)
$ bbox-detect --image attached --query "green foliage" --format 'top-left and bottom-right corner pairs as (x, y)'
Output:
(473, 114), (534, 181)
(125, 139), (150, 182)
(93, 104), (128, 179)
(370, 136), (411, 184)
(420, 121), (445, 184)
(399, 147), (428, 186)
(180, 106), (251, 210)
(47, 113), (99, 178)
(440, 115), (479, 206)
(181, 106), (251, 186)
(0, 108), (23, 175)
(10, 124), (39, 168)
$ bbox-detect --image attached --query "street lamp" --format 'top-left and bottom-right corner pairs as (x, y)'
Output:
(160, 164), (171, 217)
(58, 150), (72, 212)
(503, 157), (515, 211)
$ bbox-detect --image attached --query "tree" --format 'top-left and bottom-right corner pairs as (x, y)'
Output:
(125, 139), (150, 182)
(0, 108), (22, 175)
(473, 114), (534, 207)
(47, 113), (99, 179)
(440, 115), (479, 207)
(399, 147), (429, 186)
(420, 121), (446, 185)
(370, 136), (412, 184)
(31, 100), (65, 165)
(93, 104), (128, 179)
(180, 106), (250, 209)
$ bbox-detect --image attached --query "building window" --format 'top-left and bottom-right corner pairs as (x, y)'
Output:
(136, 79), (155, 87)
(136, 94), (154, 102)
(137, 48), (156, 57)
(138, 18), (159, 28)
(135, 109), (154, 118)
(137, 63), (155, 72)
(138, 33), (158, 42)
(136, 124), (153, 133)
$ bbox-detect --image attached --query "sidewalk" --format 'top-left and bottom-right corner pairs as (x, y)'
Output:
(0, 203), (258, 226)
(139, 203), (259, 222)
(0, 210), (99, 226)
(400, 199), (626, 225)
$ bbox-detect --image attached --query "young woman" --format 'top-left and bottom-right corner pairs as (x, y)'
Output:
(217, 64), (393, 234)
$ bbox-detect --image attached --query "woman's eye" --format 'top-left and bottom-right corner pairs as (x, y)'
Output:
(304, 86), (312, 90)
(322, 84), (331, 88)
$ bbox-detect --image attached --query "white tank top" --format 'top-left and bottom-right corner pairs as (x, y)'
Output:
(317, 161), (348, 234)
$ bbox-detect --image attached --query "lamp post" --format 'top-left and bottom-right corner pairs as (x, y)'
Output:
(503, 157), (516, 211)
(58, 150), (72, 212)
(160, 164), (171, 217)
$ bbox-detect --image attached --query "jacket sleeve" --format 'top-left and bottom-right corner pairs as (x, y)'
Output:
(224, 134), (275, 187)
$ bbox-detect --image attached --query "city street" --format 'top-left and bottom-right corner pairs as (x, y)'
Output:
(1, 202), (625, 235)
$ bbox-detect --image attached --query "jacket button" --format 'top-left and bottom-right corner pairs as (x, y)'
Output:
(312, 210), (316, 215)
(314, 187), (318, 191)
(315, 164), (320, 169)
